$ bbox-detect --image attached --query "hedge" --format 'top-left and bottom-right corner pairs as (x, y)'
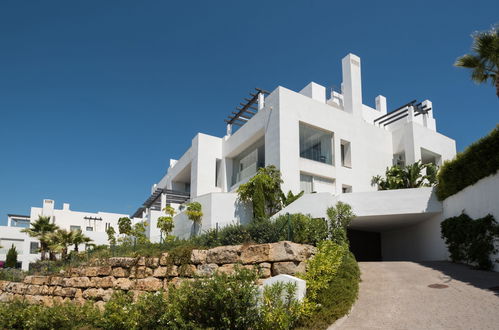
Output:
(436, 125), (499, 200)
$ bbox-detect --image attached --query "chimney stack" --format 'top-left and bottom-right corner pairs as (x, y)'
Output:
(341, 54), (362, 117)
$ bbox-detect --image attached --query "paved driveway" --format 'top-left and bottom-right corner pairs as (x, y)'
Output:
(331, 261), (499, 330)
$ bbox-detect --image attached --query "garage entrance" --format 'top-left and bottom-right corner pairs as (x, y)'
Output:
(348, 229), (381, 261)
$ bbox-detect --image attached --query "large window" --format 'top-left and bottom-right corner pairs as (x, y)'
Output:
(299, 123), (333, 165)
(300, 173), (335, 194)
(30, 242), (39, 254)
(231, 137), (265, 187)
(11, 218), (30, 228)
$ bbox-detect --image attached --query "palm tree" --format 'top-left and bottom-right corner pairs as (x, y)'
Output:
(48, 229), (74, 260)
(371, 161), (437, 190)
(71, 229), (92, 252)
(455, 25), (499, 97)
(21, 216), (59, 260)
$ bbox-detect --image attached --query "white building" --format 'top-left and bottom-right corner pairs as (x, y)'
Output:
(133, 53), (457, 252)
(0, 199), (129, 270)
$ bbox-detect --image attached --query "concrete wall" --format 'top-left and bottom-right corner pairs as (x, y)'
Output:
(442, 172), (499, 271)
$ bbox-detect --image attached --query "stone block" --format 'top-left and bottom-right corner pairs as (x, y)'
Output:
(195, 263), (218, 277)
(217, 264), (236, 275)
(131, 266), (153, 279)
(92, 276), (115, 288)
(63, 277), (92, 288)
(146, 257), (159, 268)
(240, 244), (271, 264)
(178, 264), (196, 277)
(272, 261), (306, 276)
(159, 252), (169, 266)
(108, 257), (136, 268)
(111, 267), (129, 278)
(269, 241), (316, 262)
(190, 249), (208, 264)
(113, 278), (135, 291)
(50, 276), (64, 286)
(53, 286), (77, 297)
(135, 277), (163, 291)
(206, 245), (242, 264)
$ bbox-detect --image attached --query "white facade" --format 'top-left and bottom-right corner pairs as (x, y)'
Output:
(135, 53), (456, 242)
(0, 199), (129, 270)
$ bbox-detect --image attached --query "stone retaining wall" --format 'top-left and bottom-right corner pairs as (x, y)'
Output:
(0, 241), (315, 307)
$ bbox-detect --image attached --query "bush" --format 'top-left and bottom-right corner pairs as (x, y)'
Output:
(5, 245), (18, 268)
(0, 268), (25, 282)
(437, 125), (499, 200)
(441, 213), (499, 270)
(274, 214), (328, 245)
(259, 281), (303, 330)
(298, 240), (360, 329)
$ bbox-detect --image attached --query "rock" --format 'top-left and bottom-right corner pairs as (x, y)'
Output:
(113, 278), (135, 291)
(269, 241), (316, 262)
(82, 288), (114, 301)
(263, 274), (307, 301)
(272, 261), (306, 276)
(63, 277), (91, 288)
(84, 267), (98, 277)
(95, 301), (106, 311)
(91, 276), (115, 288)
(97, 266), (112, 276)
(240, 244), (271, 264)
(146, 257), (159, 268)
(41, 285), (55, 295)
(153, 265), (179, 278)
(108, 257), (136, 268)
(195, 263), (218, 277)
(178, 264), (196, 277)
(0, 292), (13, 303)
(190, 250), (208, 264)
(258, 267), (271, 278)
(111, 267), (129, 278)
(53, 286), (77, 297)
(158, 252), (169, 265)
(130, 266), (153, 279)
(136, 256), (146, 266)
(74, 289), (83, 299)
(26, 285), (42, 296)
(50, 276), (64, 286)
(0, 280), (10, 290)
(24, 276), (50, 286)
(206, 245), (242, 264)
(217, 264), (236, 275)
(135, 277), (163, 291)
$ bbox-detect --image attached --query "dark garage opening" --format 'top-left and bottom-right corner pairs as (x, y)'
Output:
(348, 229), (382, 261)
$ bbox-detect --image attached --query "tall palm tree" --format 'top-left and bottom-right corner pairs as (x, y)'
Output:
(21, 216), (59, 260)
(48, 229), (74, 260)
(71, 229), (92, 252)
(455, 25), (499, 98)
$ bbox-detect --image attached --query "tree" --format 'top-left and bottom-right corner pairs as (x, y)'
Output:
(237, 165), (284, 218)
(118, 217), (132, 235)
(48, 229), (74, 260)
(21, 216), (59, 260)
(106, 226), (116, 246)
(281, 190), (304, 207)
(455, 25), (499, 98)
(371, 161), (437, 190)
(157, 206), (175, 243)
(5, 244), (18, 268)
(131, 221), (149, 244)
(326, 202), (355, 245)
(71, 229), (92, 252)
(186, 202), (203, 224)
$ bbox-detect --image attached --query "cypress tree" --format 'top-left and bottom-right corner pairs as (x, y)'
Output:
(5, 244), (18, 268)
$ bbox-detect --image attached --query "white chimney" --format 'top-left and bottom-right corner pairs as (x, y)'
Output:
(341, 54), (362, 117)
(375, 95), (387, 115)
(63, 203), (70, 211)
(42, 199), (54, 217)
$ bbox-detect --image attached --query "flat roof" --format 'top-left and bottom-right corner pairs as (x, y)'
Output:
(7, 214), (30, 218)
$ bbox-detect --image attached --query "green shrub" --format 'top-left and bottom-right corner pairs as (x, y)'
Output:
(298, 240), (360, 329)
(441, 213), (499, 270)
(247, 218), (281, 243)
(161, 267), (261, 329)
(5, 244), (18, 268)
(259, 281), (303, 330)
(274, 214), (328, 245)
(217, 223), (251, 246)
(437, 125), (499, 200)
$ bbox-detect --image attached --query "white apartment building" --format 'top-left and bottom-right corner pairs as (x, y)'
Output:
(134, 53), (457, 254)
(0, 199), (129, 270)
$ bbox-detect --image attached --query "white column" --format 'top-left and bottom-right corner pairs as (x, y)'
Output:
(160, 193), (166, 212)
(258, 92), (265, 110)
(375, 95), (387, 115)
(226, 124), (232, 136)
(341, 54), (362, 117)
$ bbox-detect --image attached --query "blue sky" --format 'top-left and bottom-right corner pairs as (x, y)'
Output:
(0, 0), (498, 222)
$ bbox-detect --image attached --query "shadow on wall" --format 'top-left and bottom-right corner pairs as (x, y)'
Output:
(416, 261), (499, 298)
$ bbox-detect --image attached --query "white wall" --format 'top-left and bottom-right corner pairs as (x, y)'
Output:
(382, 214), (448, 261)
(442, 172), (499, 271)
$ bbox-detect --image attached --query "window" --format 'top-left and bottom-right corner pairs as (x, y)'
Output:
(30, 242), (39, 254)
(300, 173), (335, 194)
(342, 185), (352, 193)
(11, 218), (30, 228)
(231, 137), (265, 186)
(393, 152), (405, 167)
(215, 159), (222, 188)
(86, 226), (93, 232)
(300, 174), (313, 194)
(299, 123), (333, 164)
(340, 140), (352, 168)
(70, 225), (81, 232)
(0, 239), (23, 255)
